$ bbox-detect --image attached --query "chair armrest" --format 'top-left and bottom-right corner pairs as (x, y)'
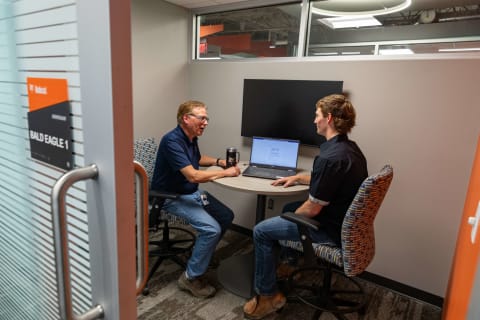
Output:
(149, 190), (179, 200)
(148, 190), (179, 229)
(280, 212), (319, 265)
(281, 212), (320, 231)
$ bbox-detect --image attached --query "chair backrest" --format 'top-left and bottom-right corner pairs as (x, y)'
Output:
(341, 164), (393, 277)
(134, 137), (158, 185)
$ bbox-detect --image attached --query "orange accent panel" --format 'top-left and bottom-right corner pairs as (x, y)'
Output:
(250, 41), (288, 57)
(207, 34), (252, 51)
(442, 135), (480, 319)
(27, 78), (69, 111)
(200, 24), (224, 38)
(206, 34), (287, 57)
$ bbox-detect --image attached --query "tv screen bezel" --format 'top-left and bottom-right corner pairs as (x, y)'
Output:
(241, 79), (344, 147)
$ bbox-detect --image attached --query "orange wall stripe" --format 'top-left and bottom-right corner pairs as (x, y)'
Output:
(206, 33), (251, 50)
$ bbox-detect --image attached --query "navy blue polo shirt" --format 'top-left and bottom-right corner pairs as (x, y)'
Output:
(151, 125), (201, 194)
(309, 134), (368, 245)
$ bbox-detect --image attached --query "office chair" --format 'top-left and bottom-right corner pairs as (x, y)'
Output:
(279, 164), (393, 320)
(134, 137), (195, 295)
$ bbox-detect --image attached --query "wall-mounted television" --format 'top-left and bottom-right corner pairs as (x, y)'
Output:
(241, 79), (344, 147)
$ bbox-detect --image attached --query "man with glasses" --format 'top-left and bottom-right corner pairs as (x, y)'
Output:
(151, 100), (240, 298)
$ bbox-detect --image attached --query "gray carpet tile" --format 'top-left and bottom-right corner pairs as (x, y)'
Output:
(137, 229), (441, 320)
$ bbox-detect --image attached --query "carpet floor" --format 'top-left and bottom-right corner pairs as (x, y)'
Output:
(137, 228), (442, 320)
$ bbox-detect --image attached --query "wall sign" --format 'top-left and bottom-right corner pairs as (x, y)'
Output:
(27, 78), (73, 170)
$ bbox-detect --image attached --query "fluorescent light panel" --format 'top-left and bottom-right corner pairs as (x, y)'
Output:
(311, 0), (412, 17)
(438, 48), (480, 52)
(379, 48), (414, 55)
(313, 52), (338, 56)
(318, 15), (381, 29)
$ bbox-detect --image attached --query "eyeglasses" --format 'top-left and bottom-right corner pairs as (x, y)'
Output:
(188, 114), (210, 122)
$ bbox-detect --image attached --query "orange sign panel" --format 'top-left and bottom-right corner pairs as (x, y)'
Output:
(27, 77), (69, 111)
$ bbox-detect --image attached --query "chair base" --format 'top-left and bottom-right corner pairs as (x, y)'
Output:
(285, 265), (367, 320)
(142, 224), (195, 295)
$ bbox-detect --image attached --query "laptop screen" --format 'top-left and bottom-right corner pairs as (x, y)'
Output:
(250, 136), (300, 169)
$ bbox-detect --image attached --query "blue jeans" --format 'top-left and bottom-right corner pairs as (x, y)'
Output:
(162, 190), (233, 279)
(253, 215), (336, 295)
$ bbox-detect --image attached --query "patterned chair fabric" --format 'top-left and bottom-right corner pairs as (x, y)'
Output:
(279, 164), (393, 277)
(134, 137), (157, 185)
(133, 137), (189, 225)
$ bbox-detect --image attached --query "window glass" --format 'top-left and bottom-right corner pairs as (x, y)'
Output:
(197, 3), (302, 59)
(307, 0), (480, 56)
(379, 41), (480, 55)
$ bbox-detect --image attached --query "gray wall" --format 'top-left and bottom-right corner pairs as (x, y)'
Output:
(131, 0), (480, 299)
(131, 0), (189, 139)
(190, 56), (480, 297)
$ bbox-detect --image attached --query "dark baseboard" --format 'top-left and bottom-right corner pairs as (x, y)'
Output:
(230, 223), (253, 237)
(358, 271), (444, 308)
(230, 223), (444, 309)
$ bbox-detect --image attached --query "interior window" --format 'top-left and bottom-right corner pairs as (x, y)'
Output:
(197, 3), (302, 59)
(307, 0), (480, 56)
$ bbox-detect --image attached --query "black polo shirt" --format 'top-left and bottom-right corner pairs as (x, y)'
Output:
(151, 125), (201, 194)
(309, 134), (368, 245)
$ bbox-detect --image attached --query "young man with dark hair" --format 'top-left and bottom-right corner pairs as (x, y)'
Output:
(243, 94), (368, 319)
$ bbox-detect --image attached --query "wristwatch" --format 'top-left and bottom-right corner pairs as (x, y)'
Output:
(216, 158), (221, 166)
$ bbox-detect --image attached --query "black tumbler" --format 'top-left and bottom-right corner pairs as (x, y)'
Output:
(226, 147), (240, 168)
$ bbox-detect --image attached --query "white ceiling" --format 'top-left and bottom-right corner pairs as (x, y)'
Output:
(164, 0), (480, 11)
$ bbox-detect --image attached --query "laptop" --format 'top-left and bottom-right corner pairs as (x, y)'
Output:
(242, 136), (300, 180)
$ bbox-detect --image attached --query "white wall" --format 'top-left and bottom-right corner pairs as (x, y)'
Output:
(131, 0), (189, 139)
(189, 56), (480, 297)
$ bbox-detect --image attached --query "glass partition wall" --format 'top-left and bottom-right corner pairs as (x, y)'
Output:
(194, 0), (480, 59)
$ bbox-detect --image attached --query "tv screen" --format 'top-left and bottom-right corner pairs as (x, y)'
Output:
(241, 79), (343, 146)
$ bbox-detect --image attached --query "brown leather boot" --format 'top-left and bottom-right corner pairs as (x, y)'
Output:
(243, 292), (286, 319)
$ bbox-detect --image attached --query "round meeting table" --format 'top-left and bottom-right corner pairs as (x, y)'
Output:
(207, 161), (309, 298)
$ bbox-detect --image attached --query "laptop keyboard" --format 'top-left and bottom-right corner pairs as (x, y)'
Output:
(243, 166), (295, 179)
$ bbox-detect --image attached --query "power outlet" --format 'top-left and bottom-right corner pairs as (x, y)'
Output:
(267, 198), (274, 210)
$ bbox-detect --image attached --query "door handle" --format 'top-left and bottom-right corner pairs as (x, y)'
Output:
(52, 164), (104, 320)
(134, 161), (149, 295)
(468, 201), (480, 244)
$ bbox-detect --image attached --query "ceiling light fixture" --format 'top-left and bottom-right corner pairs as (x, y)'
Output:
(313, 52), (339, 56)
(311, 0), (412, 17)
(318, 15), (381, 29)
(438, 48), (480, 52)
(379, 48), (414, 55)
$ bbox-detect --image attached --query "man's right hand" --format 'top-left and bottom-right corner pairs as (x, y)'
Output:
(271, 175), (299, 188)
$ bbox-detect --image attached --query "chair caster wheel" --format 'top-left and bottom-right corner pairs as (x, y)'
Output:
(142, 287), (150, 296)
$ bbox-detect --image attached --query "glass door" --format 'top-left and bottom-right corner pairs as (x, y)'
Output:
(0, 1), (136, 319)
